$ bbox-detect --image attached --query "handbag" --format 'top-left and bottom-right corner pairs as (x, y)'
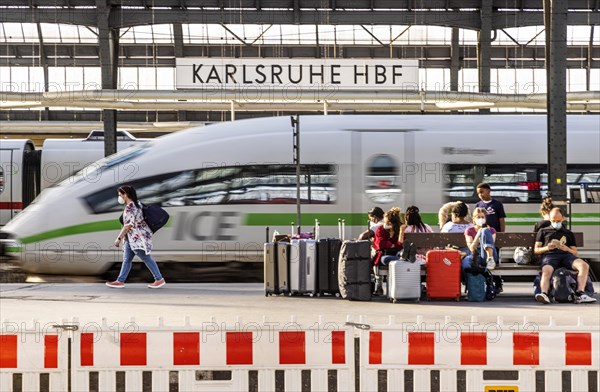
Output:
(141, 204), (170, 233)
(513, 246), (533, 265)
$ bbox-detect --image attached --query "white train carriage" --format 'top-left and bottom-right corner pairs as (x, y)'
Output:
(0, 139), (36, 225)
(1, 115), (599, 275)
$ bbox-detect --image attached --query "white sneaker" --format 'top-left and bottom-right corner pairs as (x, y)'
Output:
(486, 257), (496, 271)
(535, 292), (551, 304)
(577, 293), (597, 303)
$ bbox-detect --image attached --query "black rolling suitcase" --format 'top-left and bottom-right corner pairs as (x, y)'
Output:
(317, 238), (342, 296)
(337, 220), (372, 301)
(315, 219), (342, 297)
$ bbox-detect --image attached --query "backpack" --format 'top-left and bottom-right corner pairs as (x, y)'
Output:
(484, 270), (497, 301)
(466, 273), (486, 302)
(551, 268), (577, 303)
(142, 204), (170, 233)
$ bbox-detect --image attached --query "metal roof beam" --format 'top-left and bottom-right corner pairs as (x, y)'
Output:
(1, 0), (599, 10)
(1, 7), (598, 28)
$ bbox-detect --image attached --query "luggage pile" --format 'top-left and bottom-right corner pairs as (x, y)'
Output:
(264, 219), (492, 303)
(265, 219), (373, 300)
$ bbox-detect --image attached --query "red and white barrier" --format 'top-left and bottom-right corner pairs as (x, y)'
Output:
(2, 316), (598, 392)
(359, 317), (599, 392)
(70, 317), (354, 391)
(0, 322), (68, 392)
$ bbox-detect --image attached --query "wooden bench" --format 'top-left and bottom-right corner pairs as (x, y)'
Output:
(403, 232), (585, 277)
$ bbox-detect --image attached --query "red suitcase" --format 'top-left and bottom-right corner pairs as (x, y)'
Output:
(425, 249), (461, 301)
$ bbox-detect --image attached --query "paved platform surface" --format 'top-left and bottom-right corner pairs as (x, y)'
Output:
(1, 283), (598, 328)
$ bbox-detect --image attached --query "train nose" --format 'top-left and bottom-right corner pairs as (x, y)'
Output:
(0, 231), (21, 260)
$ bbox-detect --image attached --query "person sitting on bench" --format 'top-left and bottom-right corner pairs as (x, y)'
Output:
(534, 208), (596, 304)
(462, 208), (498, 273)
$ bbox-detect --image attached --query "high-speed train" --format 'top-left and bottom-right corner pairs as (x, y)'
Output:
(1, 115), (599, 275)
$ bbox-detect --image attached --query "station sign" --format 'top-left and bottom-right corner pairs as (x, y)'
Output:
(175, 58), (419, 89)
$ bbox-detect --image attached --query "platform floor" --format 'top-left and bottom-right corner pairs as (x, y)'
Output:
(1, 282), (598, 328)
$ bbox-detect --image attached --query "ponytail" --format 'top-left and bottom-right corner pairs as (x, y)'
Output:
(118, 185), (140, 208)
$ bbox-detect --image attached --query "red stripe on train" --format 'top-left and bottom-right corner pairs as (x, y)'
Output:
(0, 202), (23, 210)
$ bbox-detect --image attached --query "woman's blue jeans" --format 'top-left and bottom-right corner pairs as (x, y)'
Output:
(380, 255), (400, 266)
(117, 241), (163, 282)
(461, 228), (498, 272)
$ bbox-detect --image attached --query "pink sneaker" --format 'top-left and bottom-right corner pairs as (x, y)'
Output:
(148, 279), (166, 289)
(106, 281), (125, 288)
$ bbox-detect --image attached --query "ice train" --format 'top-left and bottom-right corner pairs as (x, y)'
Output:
(1, 115), (598, 275)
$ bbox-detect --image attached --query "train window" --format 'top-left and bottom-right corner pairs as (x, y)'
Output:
(365, 154), (401, 203)
(58, 144), (148, 188)
(83, 164), (337, 213)
(445, 164), (600, 203)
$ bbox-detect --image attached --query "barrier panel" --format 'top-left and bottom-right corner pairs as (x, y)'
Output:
(70, 317), (354, 392)
(2, 316), (598, 392)
(358, 316), (599, 392)
(0, 321), (70, 392)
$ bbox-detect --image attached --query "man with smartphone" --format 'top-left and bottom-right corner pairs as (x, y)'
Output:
(534, 208), (596, 304)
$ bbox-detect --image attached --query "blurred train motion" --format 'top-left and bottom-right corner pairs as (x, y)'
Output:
(0, 115), (598, 276)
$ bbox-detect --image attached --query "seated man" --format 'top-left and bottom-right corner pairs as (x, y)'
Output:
(534, 208), (596, 304)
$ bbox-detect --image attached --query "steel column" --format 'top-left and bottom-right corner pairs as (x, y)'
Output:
(97, 0), (118, 156)
(450, 27), (460, 91)
(544, 0), (568, 201)
(477, 0), (492, 113)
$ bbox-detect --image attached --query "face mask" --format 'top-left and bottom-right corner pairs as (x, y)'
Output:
(551, 221), (562, 230)
(475, 218), (486, 226)
(117, 196), (125, 205)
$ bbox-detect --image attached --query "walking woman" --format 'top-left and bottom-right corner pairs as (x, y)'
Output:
(106, 185), (166, 289)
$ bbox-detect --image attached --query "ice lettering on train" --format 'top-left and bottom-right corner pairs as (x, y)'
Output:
(174, 211), (240, 241)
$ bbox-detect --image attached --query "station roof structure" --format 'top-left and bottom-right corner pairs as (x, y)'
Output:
(1, 0), (599, 136)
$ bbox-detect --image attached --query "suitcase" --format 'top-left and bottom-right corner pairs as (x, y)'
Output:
(289, 239), (317, 296)
(388, 260), (421, 302)
(338, 240), (372, 301)
(317, 238), (342, 296)
(264, 242), (289, 296)
(425, 249), (461, 301)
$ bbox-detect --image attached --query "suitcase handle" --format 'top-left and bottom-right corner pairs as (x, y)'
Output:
(315, 219), (320, 240)
(265, 226), (269, 243)
(338, 218), (346, 241)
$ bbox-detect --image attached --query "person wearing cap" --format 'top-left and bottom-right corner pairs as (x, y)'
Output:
(357, 206), (385, 240)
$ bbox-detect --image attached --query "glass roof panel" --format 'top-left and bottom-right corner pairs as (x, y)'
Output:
(78, 26), (98, 43)
(40, 23), (62, 42)
(152, 24), (173, 44)
(3, 23), (40, 42)
(567, 26), (592, 45)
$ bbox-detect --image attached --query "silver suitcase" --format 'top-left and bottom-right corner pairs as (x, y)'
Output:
(289, 239), (317, 296)
(388, 260), (421, 302)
